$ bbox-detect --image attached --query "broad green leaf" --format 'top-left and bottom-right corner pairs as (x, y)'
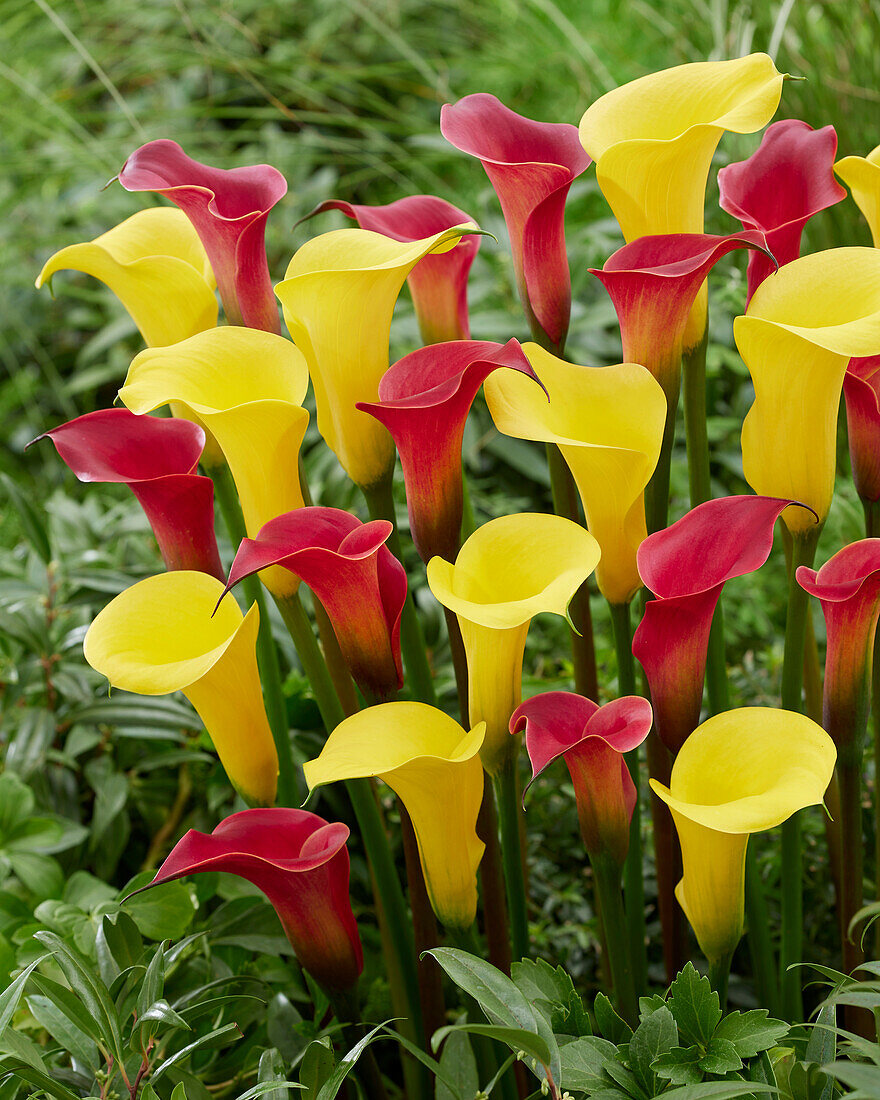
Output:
(27, 992), (99, 1069)
(431, 1023), (551, 1067)
(1, 473), (52, 563)
(170, 1084), (188, 1100)
(511, 957), (574, 1006)
(628, 1005), (677, 1096)
(0, 774), (34, 835)
(0, 957), (44, 1035)
(426, 949), (538, 1033)
(8, 851), (63, 897)
(0, 1024), (47, 1072)
(558, 1035), (617, 1092)
(804, 1005), (836, 1069)
(315, 1021), (389, 1100)
(604, 1058), (647, 1099)
(788, 1060), (832, 1100)
(137, 943), (166, 1019)
(436, 1027), (476, 1100)
(823, 1059), (880, 1092)
(594, 992), (633, 1044)
(257, 1047), (290, 1100)
(149, 1022), (242, 1084)
(0, 1064), (79, 1100)
(236, 1083), (304, 1100)
(137, 998), (190, 1034)
(714, 1010), (789, 1059)
(123, 880), (195, 940)
(698, 1037), (743, 1075)
(660, 1083), (777, 1100)
(96, 910), (143, 986)
(667, 962), (722, 1047)
(653, 1045), (704, 1086)
(29, 972), (106, 1047)
(299, 1038), (335, 1100)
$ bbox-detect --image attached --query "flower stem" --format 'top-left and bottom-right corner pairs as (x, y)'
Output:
(745, 848), (780, 1017)
(211, 462), (300, 806)
(477, 781), (513, 975)
(779, 525), (821, 1021)
(362, 473), (436, 705)
(609, 600), (647, 993)
(682, 327), (711, 508)
(646, 732), (688, 983)
(838, 754), (865, 977)
(644, 369), (680, 536)
(708, 952), (732, 1010)
(493, 759), (530, 961)
(592, 854), (639, 1027)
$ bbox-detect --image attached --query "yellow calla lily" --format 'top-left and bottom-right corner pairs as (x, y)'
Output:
(84, 571), (278, 806)
(579, 54), (783, 346)
(650, 707), (835, 967)
(35, 207), (218, 347)
(426, 512), (600, 775)
(275, 225), (475, 489)
(303, 701), (485, 931)
(835, 145), (880, 247)
(484, 344), (665, 605)
(737, 247), (880, 533)
(119, 327), (310, 596)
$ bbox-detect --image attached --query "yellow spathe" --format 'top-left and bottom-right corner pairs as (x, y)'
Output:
(650, 707), (835, 965)
(485, 344), (665, 605)
(84, 571), (278, 806)
(276, 225), (475, 489)
(427, 512), (600, 774)
(579, 54), (783, 346)
(119, 326), (310, 595)
(304, 702), (485, 931)
(36, 207), (218, 347)
(835, 145), (880, 247)
(737, 247), (880, 532)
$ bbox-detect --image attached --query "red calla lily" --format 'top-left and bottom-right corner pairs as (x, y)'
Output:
(32, 409), (223, 579)
(358, 338), (540, 562)
(440, 94), (590, 351)
(301, 195), (480, 344)
(634, 496), (812, 755)
(224, 507), (405, 701)
(718, 119), (845, 304)
(148, 808), (362, 991)
(844, 355), (880, 504)
(512, 692), (652, 866)
(118, 139), (287, 332)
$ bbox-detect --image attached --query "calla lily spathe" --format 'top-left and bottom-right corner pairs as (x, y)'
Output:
(650, 707), (835, 967)
(718, 119), (845, 303)
(844, 356), (880, 503)
(276, 225), (476, 490)
(119, 327), (309, 595)
(737, 248), (880, 532)
(84, 571), (278, 806)
(35, 207), (218, 347)
(426, 512), (600, 774)
(304, 702), (485, 931)
(484, 345), (666, 604)
(224, 508), (406, 701)
(34, 408), (223, 580)
(149, 809), (363, 991)
(301, 195), (481, 344)
(835, 144), (880, 246)
(118, 139), (287, 332)
(440, 93), (590, 351)
(579, 54), (783, 346)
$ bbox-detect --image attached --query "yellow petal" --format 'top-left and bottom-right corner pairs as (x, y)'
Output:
(276, 225), (475, 489)
(835, 145), (880, 247)
(738, 247), (880, 530)
(120, 327), (310, 592)
(36, 208), (218, 347)
(84, 572), (278, 806)
(304, 702), (485, 930)
(485, 345), (664, 604)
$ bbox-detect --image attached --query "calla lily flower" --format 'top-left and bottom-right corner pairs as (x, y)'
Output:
(590, 231), (773, 402)
(718, 120), (845, 303)
(223, 507), (406, 701)
(35, 207), (218, 347)
(737, 248), (880, 532)
(33, 408), (223, 580)
(440, 94), (590, 351)
(148, 809), (362, 991)
(650, 707), (835, 967)
(512, 693), (652, 866)
(276, 225), (476, 490)
(119, 327), (310, 596)
(357, 338), (540, 562)
(634, 496), (811, 755)
(426, 512), (600, 775)
(118, 139), (287, 332)
(304, 701), (485, 930)
(834, 145), (880, 246)
(84, 571), (278, 806)
(843, 355), (880, 504)
(485, 344), (666, 605)
(301, 195), (480, 344)
(797, 540), (880, 758)
(579, 54), (783, 345)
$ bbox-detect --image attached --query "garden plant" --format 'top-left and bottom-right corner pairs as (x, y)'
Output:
(5, 8), (880, 1100)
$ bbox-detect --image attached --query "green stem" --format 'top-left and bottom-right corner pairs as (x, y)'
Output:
(477, 781), (513, 975)
(838, 756), (865, 978)
(493, 760), (530, 962)
(705, 603), (729, 714)
(708, 952), (732, 1010)
(609, 601), (647, 993)
(644, 371), (679, 536)
(326, 986), (388, 1100)
(362, 473), (436, 705)
(682, 328), (711, 508)
(211, 462), (300, 806)
(592, 854), (639, 1027)
(779, 525), (821, 1021)
(745, 847), (780, 1017)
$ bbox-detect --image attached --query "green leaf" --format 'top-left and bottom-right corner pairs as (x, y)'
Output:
(0, 1064), (79, 1100)
(299, 1038), (335, 1100)
(552, 989), (593, 1038)
(0, 1024), (47, 1073)
(136, 942), (166, 1019)
(1, 473), (52, 563)
(149, 1021), (242, 1084)
(698, 1037), (743, 1076)
(511, 957), (574, 1006)
(0, 957), (44, 1035)
(170, 1084), (188, 1100)
(256, 1048), (291, 1100)
(627, 1005), (678, 1097)
(638, 994), (668, 1018)
(667, 962), (722, 1047)
(713, 1010), (789, 1059)
(96, 911), (143, 986)
(595, 992), (633, 1044)
(653, 1046), (704, 1086)
(558, 1035), (617, 1092)
(823, 1059), (880, 1093)
(659, 1084), (775, 1100)
(426, 949), (538, 1032)
(29, 972), (106, 1048)
(123, 880), (195, 940)
(604, 1058), (647, 1099)
(26, 993), (99, 1069)
(137, 998), (190, 1038)
(788, 1060), (832, 1100)
(316, 1021), (389, 1100)
(804, 1005), (836, 1067)
(436, 1027), (476, 1100)
(7, 851), (63, 897)
(431, 1023), (551, 1067)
